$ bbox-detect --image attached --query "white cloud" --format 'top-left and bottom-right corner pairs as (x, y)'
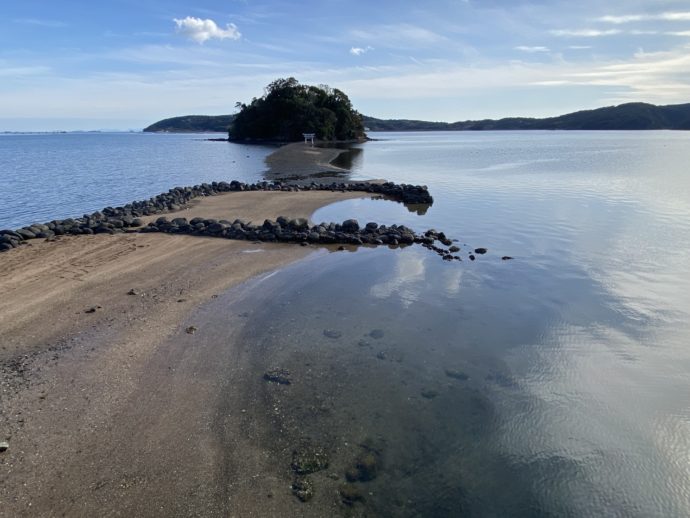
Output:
(350, 24), (447, 48)
(515, 46), (550, 53)
(173, 17), (241, 44)
(597, 12), (690, 24)
(350, 46), (373, 56)
(0, 65), (52, 77)
(12, 18), (67, 28)
(597, 14), (646, 24)
(551, 29), (621, 37)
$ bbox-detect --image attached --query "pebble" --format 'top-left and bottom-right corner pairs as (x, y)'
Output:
(369, 329), (385, 339)
(263, 368), (291, 385)
(421, 389), (439, 399)
(323, 329), (342, 339)
(0, 441), (8, 452)
(445, 369), (469, 381)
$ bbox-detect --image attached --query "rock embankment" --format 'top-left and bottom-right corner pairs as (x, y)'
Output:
(0, 180), (433, 253)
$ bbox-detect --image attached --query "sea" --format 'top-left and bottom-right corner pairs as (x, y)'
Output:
(2, 131), (689, 517)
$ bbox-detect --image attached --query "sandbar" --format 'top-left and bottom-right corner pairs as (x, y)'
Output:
(0, 188), (370, 516)
(264, 142), (349, 178)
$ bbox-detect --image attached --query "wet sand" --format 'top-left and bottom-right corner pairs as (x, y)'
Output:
(0, 188), (371, 516)
(264, 142), (349, 178)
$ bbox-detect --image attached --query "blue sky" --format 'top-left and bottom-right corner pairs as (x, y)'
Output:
(2, 0), (690, 130)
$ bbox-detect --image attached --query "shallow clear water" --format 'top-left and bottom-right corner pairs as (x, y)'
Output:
(0, 133), (273, 229)
(238, 131), (690, 516)
(4, 130), (690, 516)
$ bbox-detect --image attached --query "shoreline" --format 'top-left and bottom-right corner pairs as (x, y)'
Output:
(0, 188), (376, 515)
(0, 189), (373, 361)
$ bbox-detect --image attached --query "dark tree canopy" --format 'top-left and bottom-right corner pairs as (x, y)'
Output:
(230, 78), (366, 142)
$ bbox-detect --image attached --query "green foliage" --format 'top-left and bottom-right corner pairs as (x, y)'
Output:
(230, 78), (366, 141)
(143, 115), (235, 133)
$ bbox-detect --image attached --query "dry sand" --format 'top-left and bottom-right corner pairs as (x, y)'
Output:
(0, 188), (371, 517)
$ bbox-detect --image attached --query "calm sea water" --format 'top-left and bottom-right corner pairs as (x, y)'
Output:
(0, 133), (273, 229)
(3, 131), (690, 516)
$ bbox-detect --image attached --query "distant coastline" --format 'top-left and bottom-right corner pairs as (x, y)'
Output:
(143, 101), (690, 134)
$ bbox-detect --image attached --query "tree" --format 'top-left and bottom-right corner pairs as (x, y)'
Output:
(230, 78), (366, 142)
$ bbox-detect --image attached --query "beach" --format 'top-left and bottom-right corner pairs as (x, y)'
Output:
(0, 186), (373, 516)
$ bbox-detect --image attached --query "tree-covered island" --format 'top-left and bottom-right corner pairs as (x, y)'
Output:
(230, 78), (366, 142)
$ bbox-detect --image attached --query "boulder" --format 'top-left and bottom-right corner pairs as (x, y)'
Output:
(342, 219), (359, 232)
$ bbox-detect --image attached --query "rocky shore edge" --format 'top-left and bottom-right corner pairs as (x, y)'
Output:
(0, 179), (497, 261)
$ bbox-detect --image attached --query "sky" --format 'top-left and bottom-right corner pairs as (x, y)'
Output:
(2, 0), (690, 130)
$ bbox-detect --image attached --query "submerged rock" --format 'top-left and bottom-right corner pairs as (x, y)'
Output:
(359, 452), (378, 480)
(445, 369), (469, 381)
(323, 329), (342, 339)
(474, 247), (487, 254)
(291, 446), (329, 474)
(263, 368), (291, 385)
(339, 484), (364, 505)
(349, 452), (378, 482)
(369, 329), (385, 339)
(291, 476), (314, 502)
(421, 389), (439, 399)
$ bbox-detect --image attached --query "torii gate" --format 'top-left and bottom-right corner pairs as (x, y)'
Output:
(302, 133), (315, 145)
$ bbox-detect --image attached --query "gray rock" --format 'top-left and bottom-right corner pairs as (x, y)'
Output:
(323, 329), (342, 339)
(16, 228), (36, 239)
(289, 218), (309, 230)
(342, 219), (359, 232)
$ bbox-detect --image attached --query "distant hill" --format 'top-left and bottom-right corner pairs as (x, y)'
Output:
(363, 103), (690, 131)
(143, 102), (690, 133)
(143, 115), (235, 133)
